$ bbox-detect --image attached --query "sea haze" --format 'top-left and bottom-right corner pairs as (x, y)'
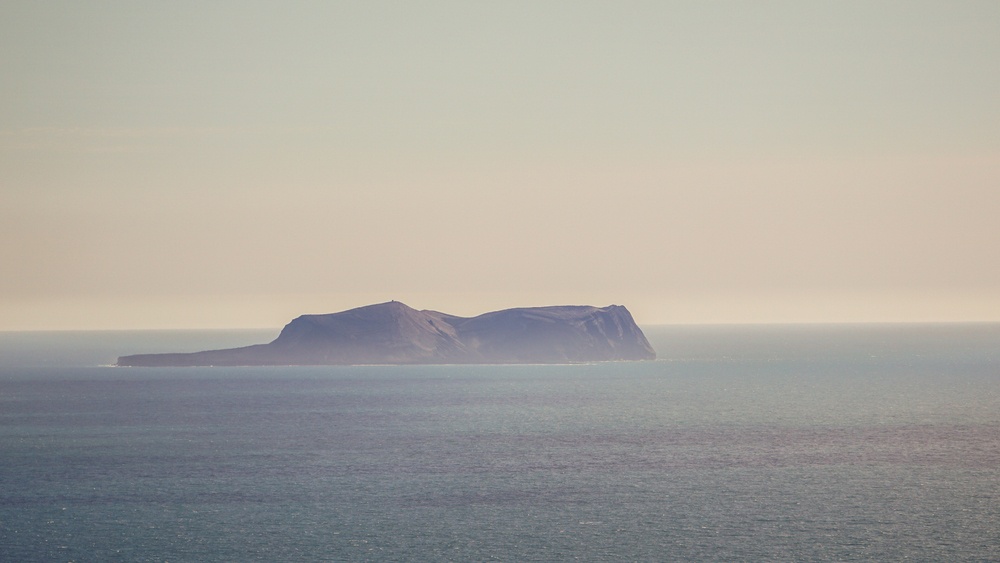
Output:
(1, 324), (998, 561)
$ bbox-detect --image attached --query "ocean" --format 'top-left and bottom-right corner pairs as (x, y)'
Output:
(1, 324), (998, 561)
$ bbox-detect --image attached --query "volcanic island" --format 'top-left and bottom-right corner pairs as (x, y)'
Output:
(117, 301), (656, 367)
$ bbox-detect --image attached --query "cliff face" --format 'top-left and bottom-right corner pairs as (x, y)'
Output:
(117, 301), (656, 366)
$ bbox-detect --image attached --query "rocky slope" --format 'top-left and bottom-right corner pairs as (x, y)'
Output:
(117, 301), (656, 366)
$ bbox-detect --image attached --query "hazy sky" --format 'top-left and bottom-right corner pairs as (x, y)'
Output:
(2, 1), (999, 329)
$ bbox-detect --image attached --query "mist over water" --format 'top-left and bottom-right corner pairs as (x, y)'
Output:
(1, 325), (998, 561)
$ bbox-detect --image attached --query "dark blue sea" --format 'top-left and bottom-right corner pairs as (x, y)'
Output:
(2, 325), (998, 561)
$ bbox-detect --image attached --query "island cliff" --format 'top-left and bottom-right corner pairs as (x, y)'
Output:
(117, 301), (656, 366)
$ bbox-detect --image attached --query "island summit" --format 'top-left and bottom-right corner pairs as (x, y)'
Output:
(117, 301), (656, 366)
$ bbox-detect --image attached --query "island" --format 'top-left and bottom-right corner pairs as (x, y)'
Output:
(117, 301), (656, 366)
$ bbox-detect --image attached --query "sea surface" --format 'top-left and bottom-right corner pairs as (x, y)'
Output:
(1, 324), (998, 561)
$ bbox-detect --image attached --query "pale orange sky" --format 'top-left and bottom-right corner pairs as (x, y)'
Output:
(2, 2), (999, 330)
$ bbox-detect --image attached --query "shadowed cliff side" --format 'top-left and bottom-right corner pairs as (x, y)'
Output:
(117, 301), (656, 366)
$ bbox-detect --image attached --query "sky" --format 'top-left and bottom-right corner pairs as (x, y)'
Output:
(2, 1), (999, 330)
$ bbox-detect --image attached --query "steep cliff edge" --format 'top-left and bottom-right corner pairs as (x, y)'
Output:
(117, 301), (656, 366)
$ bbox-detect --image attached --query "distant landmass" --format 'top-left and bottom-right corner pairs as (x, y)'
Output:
(117, 301), (656, 366)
